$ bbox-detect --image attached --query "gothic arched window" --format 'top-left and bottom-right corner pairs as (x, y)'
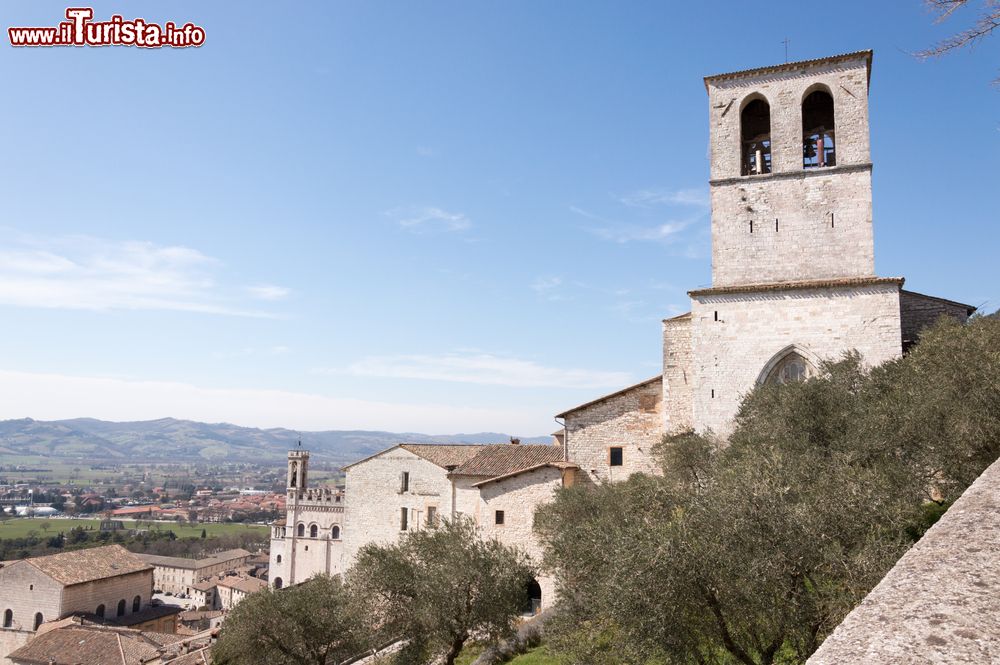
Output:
(803, 88), (836, 168)
(117, 599), (126, 617)
(290, 461), (298, 487)
(33, 613), (43, 630)
(331, 525), (341, 540)
(276, 554), (282, 564)
(95, 604), (105, 618)
(309, 524), (318, 538)
(296, 523), (305, 537)
(3, 609), (12, 628)
(133, 596), (141, 613)
(764, 351), (816, 385)
(741, 98), (772, 175)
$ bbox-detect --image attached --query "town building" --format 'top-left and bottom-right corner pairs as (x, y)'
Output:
(267, 50), (974, 613)
(0, 545), (161, 664)
(136, 549), (253, 596)
(270, 442), (572, 608)
(6, 618), (212, 665)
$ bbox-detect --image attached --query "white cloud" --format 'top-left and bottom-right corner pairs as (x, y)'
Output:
(247, 284), (290, 301)
(589, 220), (690, 244)
(0, 233), (278, 317)
(618, 187), (709, 208)
(0, 369), (549, 434)
(329, 352), (632, 389)
(389, 206), (471, 233)
(530, 276), (567, 301)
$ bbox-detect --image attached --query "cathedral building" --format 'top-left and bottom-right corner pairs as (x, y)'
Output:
(268, 50), (973, 610)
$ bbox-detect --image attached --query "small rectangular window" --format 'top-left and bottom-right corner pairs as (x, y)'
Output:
(400, 471), (410, 493)
(400, 507), (408, 531)
(495, 510), (505, 525)
(609, 447), (624, 467)
(426, 506), (437, 526)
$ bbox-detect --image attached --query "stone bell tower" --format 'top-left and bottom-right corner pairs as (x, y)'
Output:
(287, 446), (308, 494)
(704, 50), (874, 287)
(664, 50), (908, 435)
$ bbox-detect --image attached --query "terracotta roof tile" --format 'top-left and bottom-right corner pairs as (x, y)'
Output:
(398, 444), (486, 469)
(8, 624), (184, 665)
(450, 444), (564, 477)
(471, 461), (579, 488)
(136, 548), (251, 571)
(704, 50), (873, 89)
(556, 375), (662, 418)
(217, 575), (267, 594)
(25, 545), (151, 587)
(689, 276), (904, 298)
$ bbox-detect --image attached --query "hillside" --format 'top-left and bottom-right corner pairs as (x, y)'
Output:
(0, 417), (550, 465)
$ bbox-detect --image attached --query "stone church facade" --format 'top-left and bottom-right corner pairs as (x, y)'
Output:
(269, 50), (974, 610)
(561, 50), (974, 466)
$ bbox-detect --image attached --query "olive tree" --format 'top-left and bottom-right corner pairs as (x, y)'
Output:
(536, 315), (1000, 665)
(213, 575), (368, 665)
(349, 516), (535, 665)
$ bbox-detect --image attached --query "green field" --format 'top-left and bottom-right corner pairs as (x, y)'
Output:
(456, 645), (559, 665)
(0, 518), (269, 540)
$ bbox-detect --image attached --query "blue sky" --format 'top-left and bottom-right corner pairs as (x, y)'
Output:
(0, 1), (996, 435)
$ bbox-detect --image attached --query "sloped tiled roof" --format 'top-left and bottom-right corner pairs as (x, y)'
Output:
(689, 276), (904, 297)
(217, 575), (267, 594)
(9, 624), (185, 665)
(450, 444), (565, 477)
(342, 443), (486, 471)
(704, 50), (873, 89)
(472, 461), (578, 487)
(137, 548), (251, 571)
(168, 648), (213, 665)
(556, 375), (662, 418)
(398, 444), (486, 469)
(25, 545), (151, 586)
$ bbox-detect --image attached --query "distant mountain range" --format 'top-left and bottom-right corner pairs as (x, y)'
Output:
(0, 417), (551, 465)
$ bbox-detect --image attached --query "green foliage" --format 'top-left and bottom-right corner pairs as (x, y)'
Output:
(349, 516), (536, 665)
(213, 575), (368, 665)
(536, 316), (1000, 665)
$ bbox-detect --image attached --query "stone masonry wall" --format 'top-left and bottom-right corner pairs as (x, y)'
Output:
(707, 54), (873, 286)
(0, 563), (63, 663)
(268, 532), (288, 589)
(564, 379), (664, 484)
(477, 466), (564, 610)
(285, 501), (345, 584)
(343, 448), (452, 566)
(0, 630), (32, 665)
(710, 168), (874, 286)
(899, 291), (972, 351)
(663, 315), (693, 433)
(808, 457), (1000, 663)
(691, 283), (903, 434)
(61, 570), (154, 619)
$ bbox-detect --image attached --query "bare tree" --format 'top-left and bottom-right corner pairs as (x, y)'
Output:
(918, 0), (1000, 81)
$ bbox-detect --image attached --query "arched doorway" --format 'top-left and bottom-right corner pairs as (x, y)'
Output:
(273, 577), (283, 589)
(523, 578), (542, 615)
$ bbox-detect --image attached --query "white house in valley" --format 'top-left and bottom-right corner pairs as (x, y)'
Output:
(268, 50), (974, 611)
